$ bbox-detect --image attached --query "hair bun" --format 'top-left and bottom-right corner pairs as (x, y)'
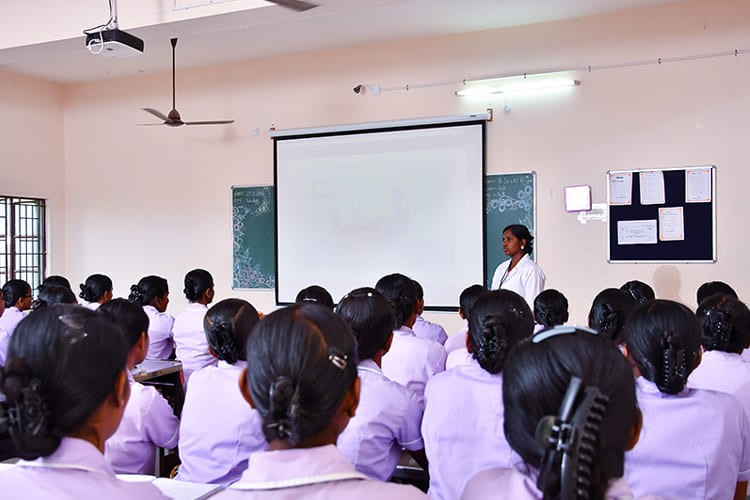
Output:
(266, 376), (301, 444)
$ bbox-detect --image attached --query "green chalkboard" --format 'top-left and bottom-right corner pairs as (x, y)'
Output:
(485, 172), (536, 287)
(232, 186), (275, 289)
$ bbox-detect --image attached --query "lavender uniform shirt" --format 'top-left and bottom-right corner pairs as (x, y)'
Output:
(0, 306), (25, 335)
(143, 305), (175, 360)
(337, 359), (425, 480)
(624, 377), (750, 499)
(381, 325), (446, 410)
(421, 358), (518, 500)
(444, 325), (468, 354)
(214, 444), (427, 499)
(172, 303), (217, 385)
(461, 464), (663, 500)
(0, 327), (9, 366)
(413, 315), (448, 345)
(104, 371), (179, 474)
(688, 349), (750, 424)
(176, 360), (268, 485)
(0, 437), (169, 500)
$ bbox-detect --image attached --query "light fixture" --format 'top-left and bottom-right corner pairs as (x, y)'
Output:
(456, 75), (579, 97)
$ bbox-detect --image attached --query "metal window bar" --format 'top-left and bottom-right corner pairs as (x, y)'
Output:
(0, 196), (46, 292)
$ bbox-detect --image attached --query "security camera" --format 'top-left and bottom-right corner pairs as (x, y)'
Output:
(353, 84), (364, 95)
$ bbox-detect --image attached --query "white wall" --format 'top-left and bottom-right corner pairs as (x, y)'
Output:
(56, 0), (750, 330)
(0, 68), (66, 275)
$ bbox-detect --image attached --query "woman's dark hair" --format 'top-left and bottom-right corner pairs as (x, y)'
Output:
(503, 328), (638, 500)
(336, 287), (395, 360)
(459, 284), (487, 320)
(619, 280), (655, 305)
(39, 275), (72, 292)
(587, 288), (637, 343)
(696, 294), (750, 354)
(128, 275), (169, 306)
(468, 290), (534, 374)
(204, 298), (260, 364)
(534, 289), (569, 328)
(623, 299), (701, 395)
(246, 304), (358, 447)
(503, 224), (534, 255)
(295, 285), (334, 310)
(99, 298), (149, 349)
(0, 305), (128, 460)
(31, 285), (77, 311)
(183, 269), (214, 302)
(2, 279), (31, 309)
(375, 273), (418, 329)
(696, 281), (738, 306)
(79, 274), (113, 303)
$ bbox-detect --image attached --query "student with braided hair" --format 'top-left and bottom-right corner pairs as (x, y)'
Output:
(0, 305), (168, 499)
(623, 300), (750, 499)
(587, 288), (637, 344)
(173, 269), (217, 384)
(214, 303), (426, 499)
(463, 326), (645, 500)
(79, 274), (113, 310)
(533, 289), (569, 331)
(128, 275), (174, 360)
(176, 298), (267, 485)
(376, 273), (446, 409)
(688, 294), (750, 423)
(421, 289), (534, 500)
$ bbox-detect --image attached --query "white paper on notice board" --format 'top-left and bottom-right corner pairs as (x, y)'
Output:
(659, 207), (685, 241)
(685, 168), (711, 203)
(639, 171), (666, 205)
(617, 219), (657, 245)
(609, 173), (632, 205)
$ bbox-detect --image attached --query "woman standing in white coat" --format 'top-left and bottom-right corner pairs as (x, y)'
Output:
(490, 224), (545, 309)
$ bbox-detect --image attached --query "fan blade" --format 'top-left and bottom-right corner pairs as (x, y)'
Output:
(266, 0), (318, 12)
(136, 123), (167, 126)
(143, 108), (169, 121)
(183, 120), (235, 125)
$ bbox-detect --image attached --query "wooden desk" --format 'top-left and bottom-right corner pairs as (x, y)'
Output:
(133, 359), (183, 382)
(391, 451), (429, 493)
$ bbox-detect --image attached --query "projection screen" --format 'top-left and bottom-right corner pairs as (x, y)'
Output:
(274, 119), (485, 310)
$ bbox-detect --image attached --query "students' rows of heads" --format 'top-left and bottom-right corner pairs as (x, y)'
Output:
(1, 272), (747, 499)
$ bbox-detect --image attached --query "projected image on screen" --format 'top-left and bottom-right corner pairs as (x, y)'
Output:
(275, 121), (485, 309)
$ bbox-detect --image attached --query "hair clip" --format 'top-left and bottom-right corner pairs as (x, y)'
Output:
(302, 297), (319, 303)
(58, 314), (89, 344)
(328, 349), (348, 370)
(533, 325), (598, 344)
(265, 420), (292, 440)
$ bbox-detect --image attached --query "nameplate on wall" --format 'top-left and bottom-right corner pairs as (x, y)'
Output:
(232, 185), (275, 289)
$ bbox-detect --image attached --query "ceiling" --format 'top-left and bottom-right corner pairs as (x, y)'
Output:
(0, 0), (686, 84)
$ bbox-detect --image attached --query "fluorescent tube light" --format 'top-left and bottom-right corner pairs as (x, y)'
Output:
(456, 77), (579, 97)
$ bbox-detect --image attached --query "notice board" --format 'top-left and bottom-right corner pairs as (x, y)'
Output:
(607, 166), (715, 263)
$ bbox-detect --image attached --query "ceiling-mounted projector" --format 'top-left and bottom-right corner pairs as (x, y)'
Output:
(85, 28), (144, 58)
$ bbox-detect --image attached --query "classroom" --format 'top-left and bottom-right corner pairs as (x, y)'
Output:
(1, 0), (748, 330)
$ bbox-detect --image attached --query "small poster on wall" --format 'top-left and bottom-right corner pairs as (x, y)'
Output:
(617, 219), (657, 245)
(685, 168), (712, 203)
(609, 172), (633, 205)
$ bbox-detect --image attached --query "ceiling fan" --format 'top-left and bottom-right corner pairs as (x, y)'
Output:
(141, 38), (234, 127)
(266, 0), (319, 11)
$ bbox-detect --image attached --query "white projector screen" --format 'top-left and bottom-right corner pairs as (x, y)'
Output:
(274, 120), (485, 310)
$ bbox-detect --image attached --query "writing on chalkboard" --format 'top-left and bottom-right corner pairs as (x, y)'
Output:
(485, 173), (536, 287)
(232, 186), (275, 289)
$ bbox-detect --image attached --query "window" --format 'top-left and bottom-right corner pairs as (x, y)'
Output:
(0, 197), (47, 291)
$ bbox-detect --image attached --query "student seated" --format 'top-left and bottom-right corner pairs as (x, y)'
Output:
(79, 274), (113, 310)
(213, 303), (426, 499)
(422, 290), (534, 500)
(295, 285), (335, 310)
(0, 279), (32, 335)
(177, 298), (268, 485)
(129, 275), (174, 360)
(587, 288), (636, 344)
(462, 326), (644, 500)
(619, 280), (655, 305)
(376, 273), (446, 409)
(172, 269), (217, 385)
(696, 280), (737, 306)
(336, 288), (426, 480)
(623, 300), (750, 499)
(688, 294), (750, 422)
(0, 305), (168, 499)
(532, 289), (569, 331)
(101, 299), (179, 475)
(31, 284), (77, 311)
(444, 284), (486, 369)
(411, 280), (448, 345)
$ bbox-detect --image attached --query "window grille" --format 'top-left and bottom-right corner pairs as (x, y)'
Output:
(0, 197), (47, 291)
